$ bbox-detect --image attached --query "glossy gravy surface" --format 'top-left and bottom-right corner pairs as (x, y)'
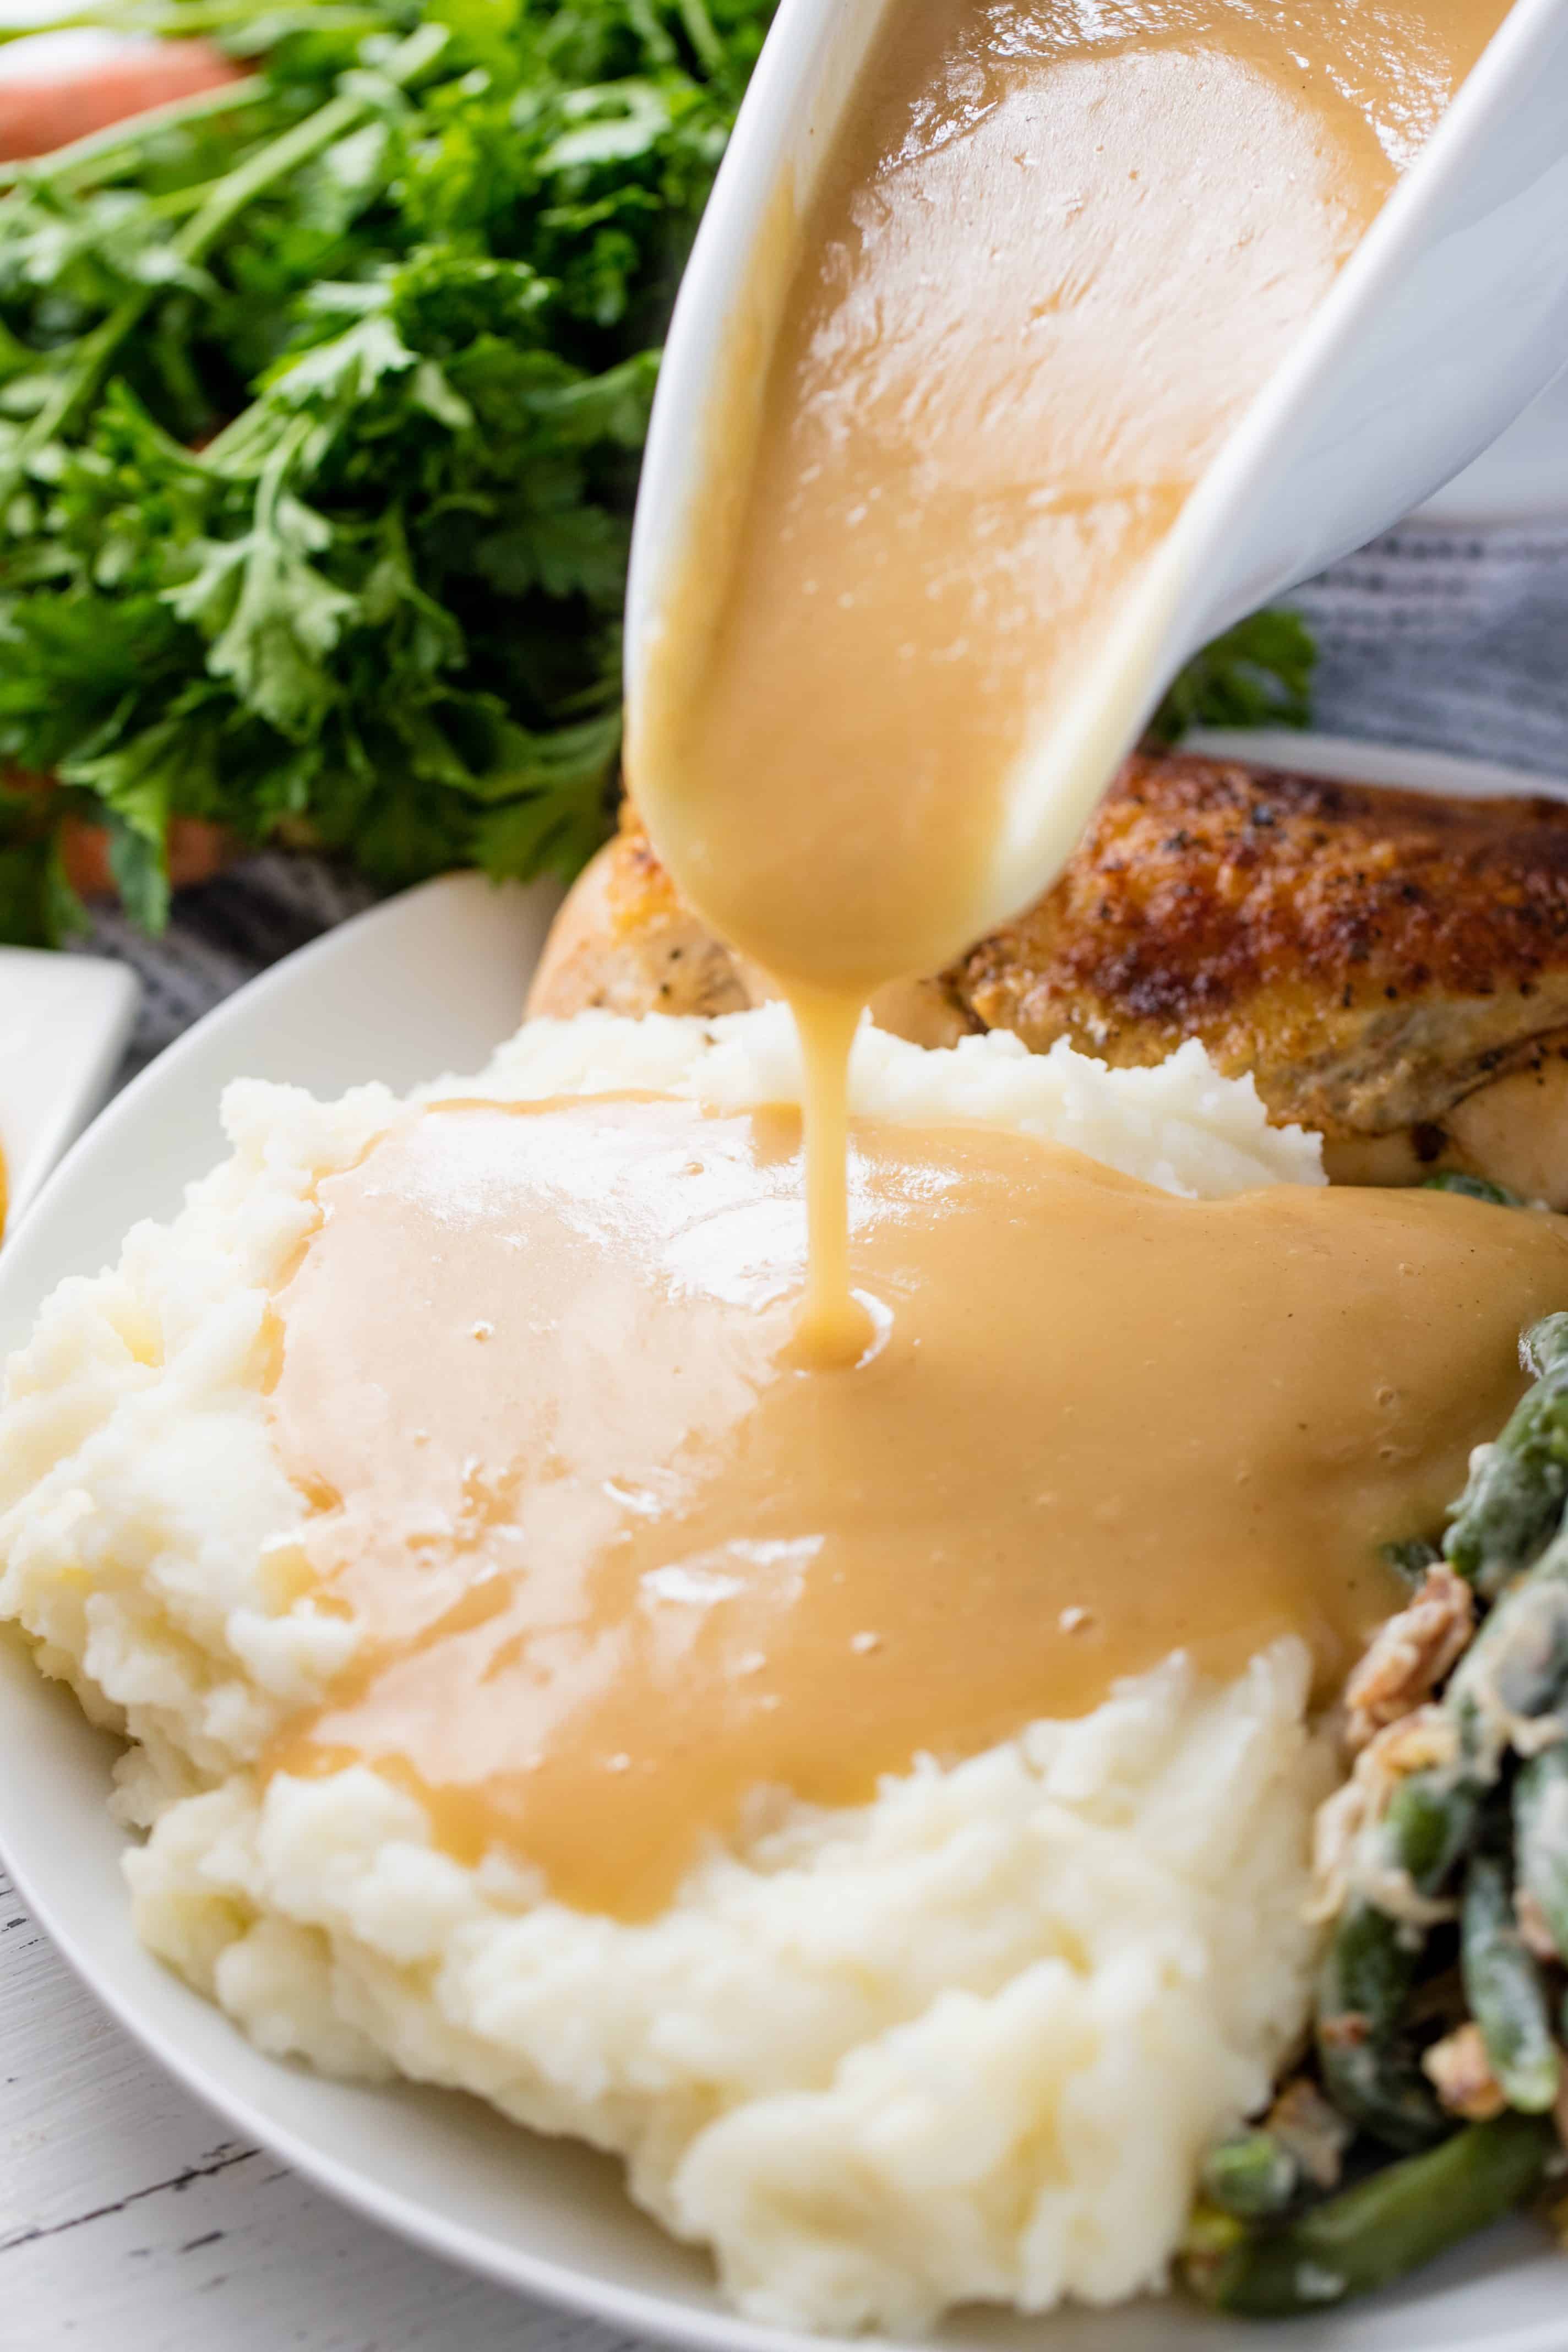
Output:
(267, 1096), (1568, 1918)
(630, 0), (1505, 1353)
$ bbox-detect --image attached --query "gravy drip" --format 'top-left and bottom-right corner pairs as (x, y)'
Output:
(266, 1095), (1568, 1919)
(629, 0), (1506, 1354)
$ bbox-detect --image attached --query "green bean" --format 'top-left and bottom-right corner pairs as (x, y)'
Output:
(1447, 1522), (1568, 1743)
(1183, 2112), (1556, 2316)
(1445, 1313), (1568, 1596)
(1319, 1522), (1568, 2142)
(1316, 1898), (1445, 2148)
(1461, 1850), (1560, 2112)
(1422, 1172), (1524, 1207)
(1199, 2131), (1301, 2219)
(1384, 1520), (1568, 1890)
(1382, 1537), (1441, 1582)
(1515, 1741), (1568, 1963)
(1523, 1315), (1568, 1379)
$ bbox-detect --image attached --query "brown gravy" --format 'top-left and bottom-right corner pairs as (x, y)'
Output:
(629, 0), (1506, 1353)
(266, 1096), (1568, 1918)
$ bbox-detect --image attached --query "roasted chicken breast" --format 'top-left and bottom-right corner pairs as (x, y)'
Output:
(529, 749), (1568, 1202)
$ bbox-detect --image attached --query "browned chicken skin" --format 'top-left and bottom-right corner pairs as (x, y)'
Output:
(528, 750), (1568, 1202)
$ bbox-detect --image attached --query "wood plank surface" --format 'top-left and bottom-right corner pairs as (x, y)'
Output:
(0, 1866), (635, 2350)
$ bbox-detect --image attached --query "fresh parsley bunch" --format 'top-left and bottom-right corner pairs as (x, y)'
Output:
(0, 0), (1312, 944)
(0, 0), (769, 936)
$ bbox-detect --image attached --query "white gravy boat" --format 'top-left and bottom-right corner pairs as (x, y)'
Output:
(627, 0), (1568, 914)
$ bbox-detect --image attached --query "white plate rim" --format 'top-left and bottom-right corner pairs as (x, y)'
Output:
(1410, 368), (1568, 530)
(1180, 730), (1568, 799)
(3, 792), (1568, 2352)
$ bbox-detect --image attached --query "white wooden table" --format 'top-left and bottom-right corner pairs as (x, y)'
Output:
(0, 1863), (635, 2350)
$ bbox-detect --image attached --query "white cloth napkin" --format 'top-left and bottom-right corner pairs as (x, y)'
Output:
(1295, 520), (1568, 774)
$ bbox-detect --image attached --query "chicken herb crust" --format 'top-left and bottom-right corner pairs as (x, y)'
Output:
(955, 752), (1568, 1140)
(537, 752), (1568, 1188)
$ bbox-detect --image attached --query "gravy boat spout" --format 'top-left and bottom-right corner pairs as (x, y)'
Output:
(627, 0), (1568, 934)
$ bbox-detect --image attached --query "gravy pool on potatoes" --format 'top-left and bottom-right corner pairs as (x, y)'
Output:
(266, 1096), (1568, 1920)
(630, 0), (1509, 1354)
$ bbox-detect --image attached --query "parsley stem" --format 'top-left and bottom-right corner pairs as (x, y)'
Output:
(175, 29), (439, 262)
(4, 73), (266, 196)
(141, 180), (225, 220)
(624, 0), (677, 68)
(0, 3), (380, 42)
(0, 19), (448, 513)
(676, 0), (726, 78)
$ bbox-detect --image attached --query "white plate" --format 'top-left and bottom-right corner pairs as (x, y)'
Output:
(0, 946), (138, 1230)
(1180, 731), (1568, 801)
(2, 833), (1568, 2352)
(1413, 368), (1568, 529)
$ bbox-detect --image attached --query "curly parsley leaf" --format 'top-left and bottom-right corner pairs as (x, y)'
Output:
(1148, 608), (1317, 743)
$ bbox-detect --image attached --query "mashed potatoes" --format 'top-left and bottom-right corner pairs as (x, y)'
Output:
(0, 1010), (1333, 2332)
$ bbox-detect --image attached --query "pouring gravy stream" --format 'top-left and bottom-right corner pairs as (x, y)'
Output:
(265, 0), (1548, 1918)
(631, 0), (1507, 1360)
